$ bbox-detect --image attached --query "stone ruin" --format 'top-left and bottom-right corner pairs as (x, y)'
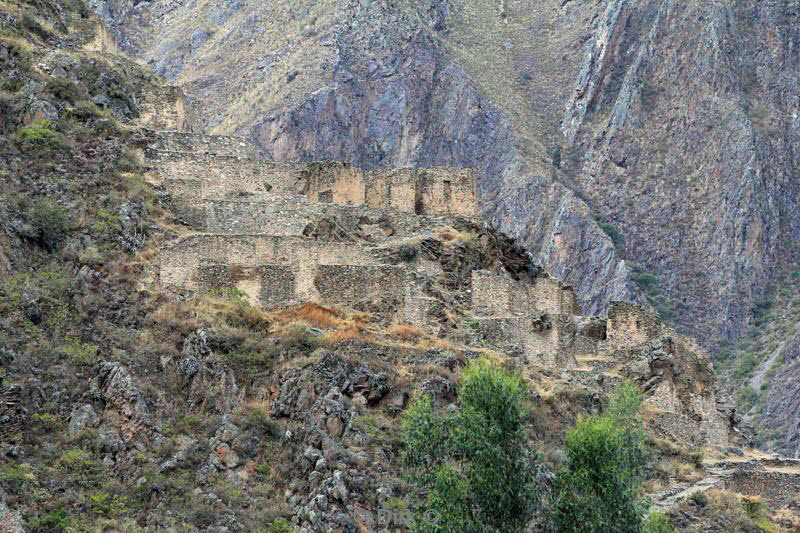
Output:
(139, 91), (732, 450)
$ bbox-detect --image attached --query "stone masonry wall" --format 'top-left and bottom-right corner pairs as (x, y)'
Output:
(148, 149), (477, 218)
(184, 261), (411, 312)
(160, 235), (376, 290)
(202, 198), (472, 239)
(473, 315), (576, 367)
(314, 265), (409, 309)
(470, 270), (581, 317)
(606, 301), (663, 349)
(723, 470), (800, 508)
(138, 86), (199, 132)
(144, 131), (261, 159)
(155, 156), (305, 199)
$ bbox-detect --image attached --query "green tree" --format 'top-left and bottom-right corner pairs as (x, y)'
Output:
(552, 381), (649, 533)
(402, 358), (540, 532)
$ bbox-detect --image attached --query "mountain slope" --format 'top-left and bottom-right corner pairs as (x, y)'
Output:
(92, 0), (800, 447)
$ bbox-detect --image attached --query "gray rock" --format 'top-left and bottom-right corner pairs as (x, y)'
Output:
(68, 404), (99, 435)
(0, 488), (23, 533)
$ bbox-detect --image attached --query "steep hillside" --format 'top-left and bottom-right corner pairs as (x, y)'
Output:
(90, 0), (800, 459)
(3, 0), (800, 531)
(716, 261), (800, 457)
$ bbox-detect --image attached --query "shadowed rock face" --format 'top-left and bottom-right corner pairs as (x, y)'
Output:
(94, 0), (800, 351)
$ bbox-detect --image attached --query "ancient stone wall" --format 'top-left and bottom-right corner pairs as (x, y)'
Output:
(182, 261), (411, 311)
(314, 265), (409, 307)
(724, 470), (800, 508)
(471, 270), (514, 316)
(160, 235), (376, 290)
(145, 131), (261, 159)
(303, 162), (366, 207)
(201, 198), (469, 239)
(414, 168), (476, 216)
(531, 276), (582, 316)
(606, 301), (663, 349)
(473, 315), (575, 367)
(573, 316), (607, 354)
(363, 168), (476, 216)
(147, 140), (478, 217)
(155, 157), (304, 198)
(138, 86), (199, 132)
(470, 270), (581, 317)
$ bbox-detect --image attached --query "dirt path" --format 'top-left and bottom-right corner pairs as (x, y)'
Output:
(650, 464), (731, 512)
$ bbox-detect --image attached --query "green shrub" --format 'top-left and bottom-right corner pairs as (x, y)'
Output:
(733, 352), (759, 380)
(598, 221), (624, 248)
(643, 511), (675, 533)
(78, 246), (104, 265)
(241, 407), (281, 439)
(47, 77), (80, 103)
(30, 508), (70, 532)
(280, 326), (327, 356)
(552, 145), (562, 169)
(21, 12), (50, 40)
(88, 491), (128, 516)
(0, 73), (25, 92)
(0, 266), (72, 333)
(266, 517), (294, 533)
(62, 334), (99, 365)
(0, 463), (36, 495)
(688, 490), (709, 507)
(90, 207), (122, 242)
(59, 448), (94, 470)
(24, 198), (69, 252)
(551, 381), (648, 532)
(68, 100), (111, 122)
(13, 120), (63, 154)
(402, 358), (540, 532)
(396, 241), (419, 261)
(632, 271), (658, 289)
(735, 386), (758, 412)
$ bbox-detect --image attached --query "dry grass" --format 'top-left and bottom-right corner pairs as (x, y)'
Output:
(275, 302), (347, 329)
(387, 324), (427, 340)
(658, 457), (704, 482)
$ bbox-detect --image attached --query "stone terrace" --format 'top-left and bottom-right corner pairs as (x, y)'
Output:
(144, 115), (733, 448)
(145, 127), (588, 364)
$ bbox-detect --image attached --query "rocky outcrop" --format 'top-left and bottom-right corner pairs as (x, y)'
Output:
(91, 361), (160, 444)
(0, 489), (23, 533)
(0, 385), (26, 443)
(179, 329), (243, 414)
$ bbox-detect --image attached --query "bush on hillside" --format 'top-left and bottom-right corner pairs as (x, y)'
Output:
(402, 358), (541, 532)
(551, 381), (649, 533)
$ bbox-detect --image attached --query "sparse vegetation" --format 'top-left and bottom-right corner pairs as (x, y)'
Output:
(597, 220), (624, 249)
(13, 120), (64, 154)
